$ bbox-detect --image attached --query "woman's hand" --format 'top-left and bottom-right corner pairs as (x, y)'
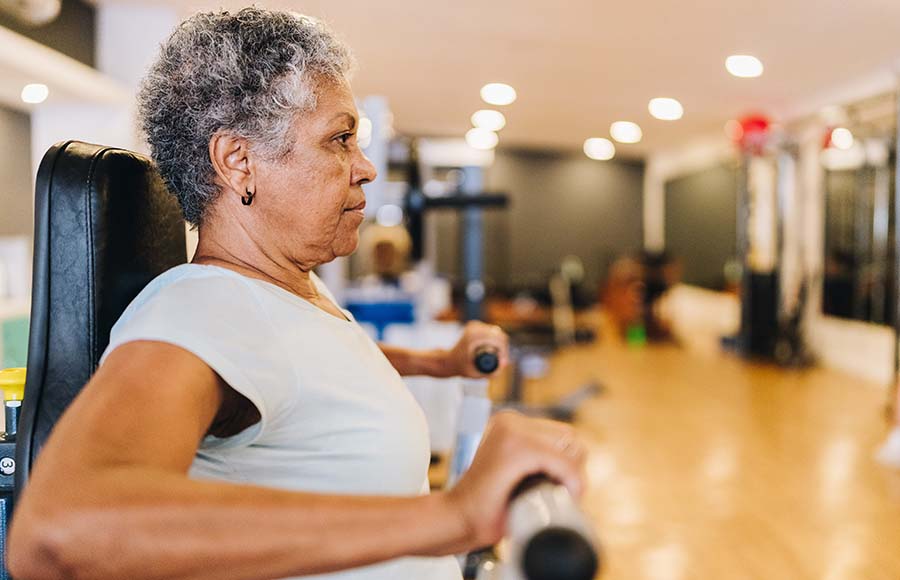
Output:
(378, 322), (508, 378)
(445, 321), (510, 378)
(442, 412), (588, 550)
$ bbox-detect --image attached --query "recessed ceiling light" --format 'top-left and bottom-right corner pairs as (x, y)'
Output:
(831, 127), (854, 150)
(480, 83), (517, 106)
(466, 127), (499, 150)
(21, 83), (49, 104)
(376, 204), (404, 227)
(357, 117), (373, 149)
(610, 121), (642, 144)
(648, 98), (683, 121)
(471, 109), (506, 132)
(725, 55), (764, 78)
(583, 137), (615, 161)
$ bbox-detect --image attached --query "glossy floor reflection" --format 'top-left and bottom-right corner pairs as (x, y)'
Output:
(524, 341), (900, 580)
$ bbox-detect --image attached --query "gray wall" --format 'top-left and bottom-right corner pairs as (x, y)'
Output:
(0, 106), (33, 238)
(664, 164), (738, 289)
(432, 148), (644, 292)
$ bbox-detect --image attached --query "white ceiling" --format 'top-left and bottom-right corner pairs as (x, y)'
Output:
(100, 0), (900, 157)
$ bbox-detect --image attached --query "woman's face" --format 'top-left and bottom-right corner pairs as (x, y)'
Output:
(253, 79), (377, 269)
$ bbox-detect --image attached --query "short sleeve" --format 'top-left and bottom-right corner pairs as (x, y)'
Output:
(101, 274), (298, 448)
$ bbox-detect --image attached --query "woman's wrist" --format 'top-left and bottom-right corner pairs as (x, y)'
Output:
(416, 491), (475, 556)
(417, 348), (456, 378)
(379, 345), (455, 377)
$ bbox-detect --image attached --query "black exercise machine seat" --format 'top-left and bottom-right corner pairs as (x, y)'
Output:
(15, 141), (187, 497)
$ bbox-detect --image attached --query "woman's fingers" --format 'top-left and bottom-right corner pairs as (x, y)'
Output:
(460, 322), (510, 375)
(444, 391), (591, 553)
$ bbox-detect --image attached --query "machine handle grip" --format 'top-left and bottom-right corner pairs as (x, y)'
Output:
(474, 346), (500, 374)
(506, 475), (600, 580)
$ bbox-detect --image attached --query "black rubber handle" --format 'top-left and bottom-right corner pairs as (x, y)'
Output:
(512, 475), (601, 580)
(522, 527), (598, 580)
(474, 346), (499, 374)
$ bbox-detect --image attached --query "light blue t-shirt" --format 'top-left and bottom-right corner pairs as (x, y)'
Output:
(102, 263), (462, 580)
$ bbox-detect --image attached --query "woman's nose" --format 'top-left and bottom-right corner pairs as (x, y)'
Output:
(353, 150), (377, 186)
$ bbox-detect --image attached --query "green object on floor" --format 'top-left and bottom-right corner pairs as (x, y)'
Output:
(626, 323), (646, 347)
(1, 316), (29, 368)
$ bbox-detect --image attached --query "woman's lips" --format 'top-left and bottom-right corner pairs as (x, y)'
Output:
(344, 200), (366, 218)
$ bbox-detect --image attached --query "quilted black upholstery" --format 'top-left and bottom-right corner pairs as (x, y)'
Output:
(15, 141), (186, 496)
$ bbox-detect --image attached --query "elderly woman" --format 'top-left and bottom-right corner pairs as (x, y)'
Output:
(8, 8), (586, 580)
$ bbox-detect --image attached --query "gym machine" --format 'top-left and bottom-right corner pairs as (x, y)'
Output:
(0, 368), (24, 580)
(451, 356), (601, 580)
(734, 119), (812, 366)
(467, 475), (600, 580)
(404, 141), (601, 420)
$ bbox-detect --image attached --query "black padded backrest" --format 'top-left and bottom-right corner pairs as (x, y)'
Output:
(16, 141), (187, 494)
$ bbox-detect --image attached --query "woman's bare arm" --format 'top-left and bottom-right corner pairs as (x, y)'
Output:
(9, 340), (585, 580)
(379, 321), (509, 378)
(378, 343), (454, 377)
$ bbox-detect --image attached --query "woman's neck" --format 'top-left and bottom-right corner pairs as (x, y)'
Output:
(192, 227), (321, 301)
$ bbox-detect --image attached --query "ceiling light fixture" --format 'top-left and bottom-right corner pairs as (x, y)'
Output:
(357, 117), (373, 149)
(480, 83), (517, 106)
(466, 127), (499, 150)
(471, 109), (506, 132)
(831, 127), (854, 150)
(610, 121), (642, 144)
(725, 55), (764, 78)
(648, 98), (683, 121)
(21, 83), (49, 104)
(584, 137), (615, 161)
(376, 204), (404, 227)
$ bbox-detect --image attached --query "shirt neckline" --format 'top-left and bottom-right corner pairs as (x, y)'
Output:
(182, 263), (354, 325)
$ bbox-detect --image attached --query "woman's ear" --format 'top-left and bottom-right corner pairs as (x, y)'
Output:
(209, 132), (256, 199)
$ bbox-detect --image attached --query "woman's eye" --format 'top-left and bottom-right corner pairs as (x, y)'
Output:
(337, 132), (354, 145)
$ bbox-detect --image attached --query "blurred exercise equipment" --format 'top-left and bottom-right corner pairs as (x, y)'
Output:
(734, 117), (813, 365)
(498, 261), (602, 422)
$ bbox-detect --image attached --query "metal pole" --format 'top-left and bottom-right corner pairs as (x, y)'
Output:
(873, 161), (890, 324)
(460, 166), (485, 321)
(737, 153), (752, 355)
(853, 166), (873, 320)
(775, 150), (790, 323)
(891, 86), (900, 412)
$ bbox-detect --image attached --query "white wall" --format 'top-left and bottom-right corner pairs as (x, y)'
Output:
(96, 4), (178, 94)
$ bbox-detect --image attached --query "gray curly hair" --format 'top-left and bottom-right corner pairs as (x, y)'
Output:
(138, 7), (355, 225)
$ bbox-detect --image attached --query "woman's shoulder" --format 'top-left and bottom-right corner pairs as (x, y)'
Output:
(112, 264), (262, 334)
(139, 263), (254, 297)
(102, 264), (296, 435)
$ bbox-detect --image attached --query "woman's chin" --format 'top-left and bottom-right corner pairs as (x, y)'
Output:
(332, 233), (361, 258)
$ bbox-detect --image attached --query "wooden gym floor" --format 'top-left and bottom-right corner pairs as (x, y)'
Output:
(523, 340), (900, 580)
